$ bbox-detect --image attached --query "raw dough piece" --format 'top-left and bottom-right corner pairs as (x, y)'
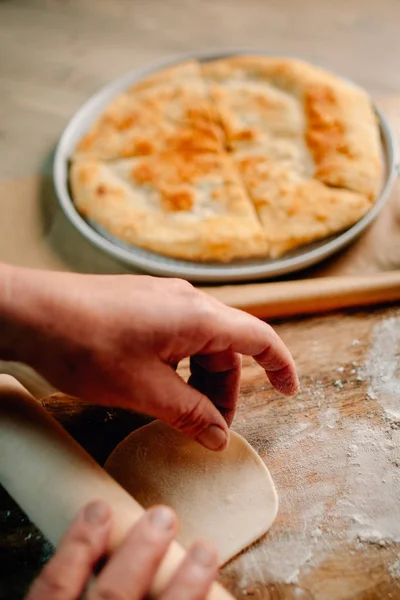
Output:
(105, 421), (278, 564)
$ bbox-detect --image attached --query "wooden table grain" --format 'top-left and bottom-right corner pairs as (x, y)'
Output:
(1, 1), (400, 599)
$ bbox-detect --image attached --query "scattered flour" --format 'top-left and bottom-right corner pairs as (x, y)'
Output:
(334, 423), (400, 545)
(360, 316), (400, 421)
(389, 559), (400, 578)
(318, 407), (339, 429)
(305, 379), (325, 407)
(104, 410), (116, 422)
(228, 321), (400, 589)
(232, 415), (400, 587)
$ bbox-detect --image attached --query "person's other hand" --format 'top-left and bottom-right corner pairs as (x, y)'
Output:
(27, 501), (218, 600)
(7, 270), (299, 450)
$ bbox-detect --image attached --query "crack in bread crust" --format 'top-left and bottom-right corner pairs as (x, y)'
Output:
(70, 154), (268, 262)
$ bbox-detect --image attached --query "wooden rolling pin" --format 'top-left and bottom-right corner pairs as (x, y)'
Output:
(0, 376), (234, 600)
(203, 271), (400, 319)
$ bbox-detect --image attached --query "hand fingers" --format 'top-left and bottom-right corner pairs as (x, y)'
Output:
(188, 351), (241, 427)
(195, 296), (299, 396)
(87, 506), (176, 600)
(135, 361), (230, 451)
(26, 501), (111, 600)
(159, 541), (219, 600)
(210, 303), (297, 386)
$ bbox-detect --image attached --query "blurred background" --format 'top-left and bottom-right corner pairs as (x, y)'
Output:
(1, 0), (399, 179)
(1, 0), (399, 276)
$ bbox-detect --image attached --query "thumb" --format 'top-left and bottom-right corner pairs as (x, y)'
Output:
(143, 362), (229, 452)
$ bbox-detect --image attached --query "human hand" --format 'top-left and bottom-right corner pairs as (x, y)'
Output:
(26, 501), (218, 600)
(3, 269), (299, 450)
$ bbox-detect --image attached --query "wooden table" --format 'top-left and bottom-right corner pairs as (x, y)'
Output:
(1, 1), (400, 599)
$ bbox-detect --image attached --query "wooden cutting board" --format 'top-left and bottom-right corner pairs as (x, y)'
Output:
(1, 75), (400, 600)
(1, 1), (400, 598)
(2, 301), (400, 600)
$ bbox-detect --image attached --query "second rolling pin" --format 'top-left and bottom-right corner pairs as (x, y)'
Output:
(203, 271), (400, 319)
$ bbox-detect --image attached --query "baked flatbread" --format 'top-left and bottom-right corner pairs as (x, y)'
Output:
(71, 56), (383, 262)
(203, 56), (383, 201)
(236, 154), (372, 258)
(70, 152), (267, 262)
(75, 61), (224, 160)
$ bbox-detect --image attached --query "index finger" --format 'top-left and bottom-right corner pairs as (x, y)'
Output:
(197, 298), (299, 396)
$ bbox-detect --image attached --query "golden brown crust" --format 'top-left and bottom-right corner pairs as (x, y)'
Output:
(70, 155), (268, 262)
(236, 154), (372, 257)
(74, 61), (225, 160)
(70, 55), (384, 262)
(203, 56), (383, 200)
(303, 81), (382, 200)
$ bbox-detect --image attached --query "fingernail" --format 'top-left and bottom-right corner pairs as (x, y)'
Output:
(279, 371), (300, 395)
(190, 542), (216, 568)
(287, 376), (300, 395)
(149, 507), (175, 531)
(197, 425), (227, 451)
(84, 501), (110, 525)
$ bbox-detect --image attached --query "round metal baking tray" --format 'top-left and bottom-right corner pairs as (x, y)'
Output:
(54, 50), (399, 283)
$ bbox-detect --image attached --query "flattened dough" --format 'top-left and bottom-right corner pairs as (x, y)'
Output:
(105, 421), (278, 565)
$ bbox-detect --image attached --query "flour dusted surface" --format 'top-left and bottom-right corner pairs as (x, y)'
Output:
(223, 313), (400, 591)
(360, 316), (400, 422)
